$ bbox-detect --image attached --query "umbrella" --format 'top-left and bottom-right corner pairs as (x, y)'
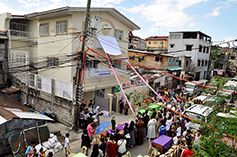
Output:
(96, 121), (111, 134)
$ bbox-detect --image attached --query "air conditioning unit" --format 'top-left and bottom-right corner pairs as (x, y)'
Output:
(29, 41), (38, 46)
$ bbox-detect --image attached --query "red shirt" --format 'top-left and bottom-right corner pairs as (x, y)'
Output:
(181, 149), (193, 157)
(106, 141), (118, 157)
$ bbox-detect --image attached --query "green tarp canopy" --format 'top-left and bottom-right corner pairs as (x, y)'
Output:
(137, 109), (153, 116)
(147, 103), (163, 112)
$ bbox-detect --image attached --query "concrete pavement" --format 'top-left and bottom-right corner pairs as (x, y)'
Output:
(47, 112), (151, 157)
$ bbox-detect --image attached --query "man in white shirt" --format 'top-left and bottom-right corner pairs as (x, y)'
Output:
(185, 119), (191, 130)
(176, 123), (182, 137)
(165, 116), (172, 136)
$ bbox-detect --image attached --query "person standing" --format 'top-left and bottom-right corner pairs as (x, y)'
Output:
(88, 143), (104, 157)
(87, 122), (95, 142)
(99, 138), (106, 156)
(117, 135), (127, 157)
(124, 102), (129, 116)
(106, 135), (118, 157)
(185, 119), (191, 131)
(143, 112), (149, 136)
(147, 116), (157, 140)
(64, 133), (70, 157)
(25, 141), (35, 157)
(94, 106), (101, 126)
(128, 121), (136, 148)
(193, 130), (202, 146)
(158, 121), (166, 137)
(119, 97), (124, 114)
(81, 130), (90, 155)
(88, 100), (94, 109)
(135, 118), (145, 145)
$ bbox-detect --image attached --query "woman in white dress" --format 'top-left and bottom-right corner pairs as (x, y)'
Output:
(147, 116), (157, 139)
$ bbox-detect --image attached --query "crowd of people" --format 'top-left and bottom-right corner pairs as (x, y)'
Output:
(65, 88), (204, 157)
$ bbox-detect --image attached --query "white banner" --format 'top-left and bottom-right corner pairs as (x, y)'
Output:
(90, 68), (118, 76)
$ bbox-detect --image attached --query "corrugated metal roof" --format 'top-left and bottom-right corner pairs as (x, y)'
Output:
(11, 111), (53, 121)
(0, 115), (7, 125)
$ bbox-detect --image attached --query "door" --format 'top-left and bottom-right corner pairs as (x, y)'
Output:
(94, 96), (109, 111)
(112, 94), (117, 112)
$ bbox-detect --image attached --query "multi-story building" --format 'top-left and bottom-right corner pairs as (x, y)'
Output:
(0, 30), (8, 85)
(0, 6), (140, 104)
(168, 31), (212, 80)
(128, 49), (182, 88)
(145, 36), (168, 53)
(128, 31), (145, 50)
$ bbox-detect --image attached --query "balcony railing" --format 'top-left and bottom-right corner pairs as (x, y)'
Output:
(10, 30), (30, 37)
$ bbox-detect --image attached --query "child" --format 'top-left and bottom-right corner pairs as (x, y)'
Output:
(65, 133), (70, 157)
(25, 141), (35, 157)
(39, 148), (47, 157)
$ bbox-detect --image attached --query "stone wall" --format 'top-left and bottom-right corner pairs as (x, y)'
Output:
(11, 75), (74, 126)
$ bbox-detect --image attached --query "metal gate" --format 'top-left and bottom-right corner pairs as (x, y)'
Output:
(94, 96), (109, 111)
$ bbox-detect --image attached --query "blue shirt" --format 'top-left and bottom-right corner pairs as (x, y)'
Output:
(159, 125), (166, 135)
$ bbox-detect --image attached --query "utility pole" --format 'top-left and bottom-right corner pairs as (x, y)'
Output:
(74, 0), (92, 131)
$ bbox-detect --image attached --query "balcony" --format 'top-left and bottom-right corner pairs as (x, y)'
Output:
(10, 30), (30, 37)
(10, 22), (30, 37)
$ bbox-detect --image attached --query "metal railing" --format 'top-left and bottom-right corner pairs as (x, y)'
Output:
(10, 30), (30, 37)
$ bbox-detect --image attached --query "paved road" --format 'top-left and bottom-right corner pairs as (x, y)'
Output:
(48, 112), (152, 157)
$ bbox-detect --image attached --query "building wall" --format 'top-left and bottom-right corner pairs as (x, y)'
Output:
(128, 50), (168, 69)
(12, 75), (74, 125)
(146, 39), (168, 50)
(168, 32), (211, 79)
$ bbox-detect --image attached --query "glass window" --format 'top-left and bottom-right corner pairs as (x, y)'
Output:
(47, 57), (59, 67)
(186, 45), (192, 51)
(153, 42), (158, 44)
(186, 61), (189, 66)
(203, 46), (206, 53)
(206, 47), (209, 53)
(198, 59), (201, 66)
(56, 21), (67, 34)
(160, 41), (163, 44)
(0, 61), (2, 69)
(148, 41), (151, 44)
(170, 44), (174, 48)
(40, 23), (49, 36)
(205, 60), (208, 66)
(115, 30), (123, 41)
(95, 89), (105, 97)
(199, 45), (202, 52)
(202, 60), (204, 66)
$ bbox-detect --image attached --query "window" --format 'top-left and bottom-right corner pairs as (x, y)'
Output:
(56, 21), (67, 34)
(186, 45), (193, 51)
(29, 73), (35, 87)
(115, 30), (123, 41)
(0, 61), (2, 69)
(95, 89), (105, 97)
(206, 47), (209, 53)
(112, 60), (121, 68)
(179, 60), (182, 66)
(148, 42), (151, 44)
(170, 35), (181, 39)
(40, 23), (49, 36)
(203, 46), (206, 53)
(186, 61), (189, 66)
(160, 41), (163, 44)
(153, 42), (158, 44)
(46, 57), (59, 67)
(202, 60), (204, 66)
(29, 41), (38, 46)
(199, 45), (202, 52)
(198, 60), (201, 66)
(86, 60), (99, 68)
(205, 60), (208, 66)
(37, 76), (41, 89)
(170, 44), (174, 48)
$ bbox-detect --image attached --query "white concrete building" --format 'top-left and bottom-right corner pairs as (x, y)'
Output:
(168, 31), (212, 80)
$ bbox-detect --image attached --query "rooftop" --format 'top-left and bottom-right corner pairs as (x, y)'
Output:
(145, 36), (169, 40)
(25, 6), (140, 31)
(169, 31), (211, 38)
(185, 104), (213, 117)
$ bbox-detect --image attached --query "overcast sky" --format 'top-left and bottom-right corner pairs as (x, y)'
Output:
(1, 0), (237, 45)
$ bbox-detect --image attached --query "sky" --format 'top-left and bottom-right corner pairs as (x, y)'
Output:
(1, 0), (237, 46)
